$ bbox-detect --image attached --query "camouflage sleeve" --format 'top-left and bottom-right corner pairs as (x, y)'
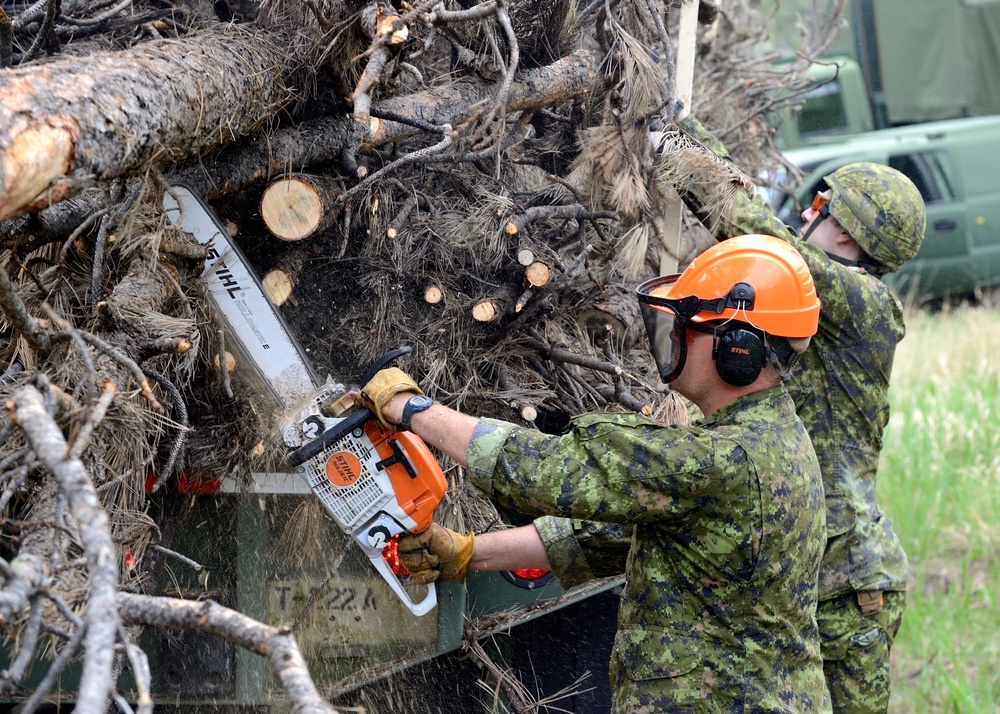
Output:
(534, 516), (631, 588)
(465, 415), (722, 526)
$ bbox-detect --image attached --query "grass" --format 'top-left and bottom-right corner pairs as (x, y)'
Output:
(882, 304), (1000, 713)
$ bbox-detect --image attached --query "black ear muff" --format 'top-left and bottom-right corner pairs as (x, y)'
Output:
(713, 326), (767, 387)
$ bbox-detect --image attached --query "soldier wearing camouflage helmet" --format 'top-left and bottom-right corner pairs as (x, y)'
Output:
(663, 108), (926, 714)
(356, 235), (831, 713)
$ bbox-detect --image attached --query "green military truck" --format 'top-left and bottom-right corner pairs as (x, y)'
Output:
(765, 0), (1000, 301)
(142, 482), (621, 712)
(771, 0), (1000, 150)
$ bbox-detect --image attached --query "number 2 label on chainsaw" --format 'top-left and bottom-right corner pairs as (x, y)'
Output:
(325, 451), (362, 488)
(366, 525), (392, 551)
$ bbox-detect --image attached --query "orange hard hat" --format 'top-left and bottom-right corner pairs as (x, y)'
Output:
(636, 235), (820, 382)
(640, 234), (820, 338)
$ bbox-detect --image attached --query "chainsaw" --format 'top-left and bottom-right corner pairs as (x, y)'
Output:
(163, 184), (447, 617)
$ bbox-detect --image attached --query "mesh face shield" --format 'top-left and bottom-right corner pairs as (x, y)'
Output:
(636, 275), (755, 383)
(638, 285), (689, 383)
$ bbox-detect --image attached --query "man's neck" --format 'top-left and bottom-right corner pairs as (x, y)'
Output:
(693, 376), (780, 418)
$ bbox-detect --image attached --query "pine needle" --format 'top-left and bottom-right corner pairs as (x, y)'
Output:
(656, 128), (757, 234)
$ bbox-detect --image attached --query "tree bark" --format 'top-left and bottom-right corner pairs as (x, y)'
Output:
(0, 23), (312, 221)
(172, 49), (599, 201)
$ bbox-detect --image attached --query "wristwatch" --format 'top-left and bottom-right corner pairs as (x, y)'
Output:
(399, 394), (434, 431)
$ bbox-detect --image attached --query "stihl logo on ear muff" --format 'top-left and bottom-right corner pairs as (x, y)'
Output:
(714, 325), (767, 387)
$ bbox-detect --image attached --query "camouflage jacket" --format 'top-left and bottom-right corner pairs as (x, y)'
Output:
(672, 115), (909, 598)
(466, 385), (830, 713)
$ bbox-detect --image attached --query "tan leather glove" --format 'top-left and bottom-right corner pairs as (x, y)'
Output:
(356, 367), (423, 428)
(398, 523), (475, 584)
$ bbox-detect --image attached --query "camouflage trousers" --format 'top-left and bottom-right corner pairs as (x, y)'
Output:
(817, 590), (906, 714)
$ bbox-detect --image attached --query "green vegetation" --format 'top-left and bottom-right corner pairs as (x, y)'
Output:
(882, 305), (1000, 712)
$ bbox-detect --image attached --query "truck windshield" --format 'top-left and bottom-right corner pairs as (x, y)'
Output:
(799, 80), (849, 137)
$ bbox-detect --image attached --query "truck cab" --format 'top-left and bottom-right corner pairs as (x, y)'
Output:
(771, 57), (875, 150)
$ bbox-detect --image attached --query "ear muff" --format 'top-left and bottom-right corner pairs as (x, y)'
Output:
(713, 326), (767, 387)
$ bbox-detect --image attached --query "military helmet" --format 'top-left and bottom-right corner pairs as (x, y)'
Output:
(824, 162), (926, 273)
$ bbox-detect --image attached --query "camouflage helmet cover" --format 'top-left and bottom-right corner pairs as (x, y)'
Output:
(824, 162), (927, 273)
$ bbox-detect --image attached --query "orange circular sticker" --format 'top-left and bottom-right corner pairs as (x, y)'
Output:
(325, 451), (362, 487)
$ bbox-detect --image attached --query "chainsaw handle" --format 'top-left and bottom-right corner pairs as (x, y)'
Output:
(287, 408), (370, 466)
(361, 345), (412, 384)
(288, 346), (414, 467)
(370, 549), (438, 616)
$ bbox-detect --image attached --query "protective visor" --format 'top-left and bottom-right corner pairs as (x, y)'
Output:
(635, 275), (738, 383)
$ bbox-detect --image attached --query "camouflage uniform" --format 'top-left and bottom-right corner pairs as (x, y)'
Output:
(465, 385), (830, 713)
(673, 115), (910, 714)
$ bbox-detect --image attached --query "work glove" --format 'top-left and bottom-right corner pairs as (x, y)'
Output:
(356, 367), (423, 428)
(398, 523), (475, 585)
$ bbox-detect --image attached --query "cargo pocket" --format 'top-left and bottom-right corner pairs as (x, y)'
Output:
(611, 626), (707, 712)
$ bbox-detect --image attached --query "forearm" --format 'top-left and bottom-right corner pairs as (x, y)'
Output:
(535, 516), (630, 587)
(381, 392), (479, 466)
(669, 113), (794, 243)
(470, 525), (552, 572)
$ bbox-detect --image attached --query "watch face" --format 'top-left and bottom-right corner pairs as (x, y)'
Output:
(409, 395), (434, 409)
(400, 394), (434, 431)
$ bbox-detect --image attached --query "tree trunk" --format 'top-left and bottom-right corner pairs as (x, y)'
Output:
(172, 49), (598, 201)
(0, 23), (312, 221)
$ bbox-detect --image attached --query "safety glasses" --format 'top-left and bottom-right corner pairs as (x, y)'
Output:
(810, 191), (832, 219)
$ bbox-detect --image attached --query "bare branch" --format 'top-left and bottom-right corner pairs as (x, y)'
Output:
(117, 593), (342, 714)
(10, 385), (120, 712)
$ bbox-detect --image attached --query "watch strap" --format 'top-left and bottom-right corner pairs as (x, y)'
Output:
(400, 395), (434, 431)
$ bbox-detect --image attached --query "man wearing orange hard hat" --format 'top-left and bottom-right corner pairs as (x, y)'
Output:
(357, 234), (832, 713)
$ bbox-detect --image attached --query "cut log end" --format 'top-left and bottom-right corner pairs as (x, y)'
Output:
(516, 248), (535, 266)
(520, 405), (538, 422)
(472, 300), (500, 322)
(524, 261), (551, 288)
(424, 284), (444, 304)
(213, 351), (237, 373)
(260, 176), (329, 242)
(262, 269), (294, 306)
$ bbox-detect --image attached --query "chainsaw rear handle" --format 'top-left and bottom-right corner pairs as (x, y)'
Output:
(287, 346), (414, 467)
(370, 547), (437, 616)
(287, 408), (368, 466)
